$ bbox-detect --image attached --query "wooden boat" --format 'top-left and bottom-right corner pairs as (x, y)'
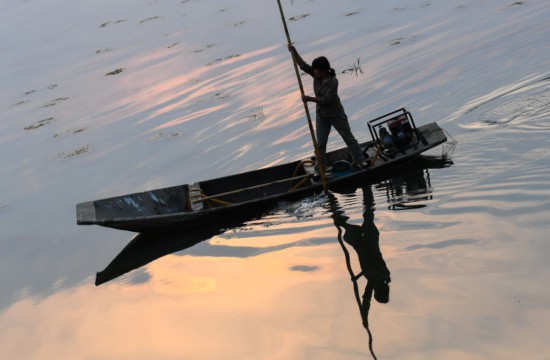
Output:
(95, 154), (453, 285)
(76, 108), (448, 233)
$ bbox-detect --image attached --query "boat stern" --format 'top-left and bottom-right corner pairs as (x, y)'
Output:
(76, 201), (97, 225)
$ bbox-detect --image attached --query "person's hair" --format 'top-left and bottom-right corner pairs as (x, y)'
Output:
(312, 56), (336, 77)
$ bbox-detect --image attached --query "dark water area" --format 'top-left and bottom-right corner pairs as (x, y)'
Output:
(1, 0), (550, 359)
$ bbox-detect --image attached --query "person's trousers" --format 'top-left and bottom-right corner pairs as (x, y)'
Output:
(316, 113), (366, 170)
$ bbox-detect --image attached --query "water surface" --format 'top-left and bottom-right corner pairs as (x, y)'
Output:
(1, 0), (549, 359)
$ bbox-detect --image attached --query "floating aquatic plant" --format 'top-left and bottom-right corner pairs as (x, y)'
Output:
(96, 48), (113, 54)
(54, 128), (86, 138)
(106, 68), (124, 76)
(12, 100), (29, 107)
(346, 11), (360, 17)
(246, 107), (266, 122)
(206, 54), (240, 66)
(25, 117), (54, 130)
(140, 16), (161, 24)
(42, 97), (69, 108)
(342, 58), (363, 77)
(289, 14), (310, 22)
(56, 145), (90, 159)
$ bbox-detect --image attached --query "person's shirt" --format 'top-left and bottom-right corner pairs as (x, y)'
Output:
(300, 63), (346, 118)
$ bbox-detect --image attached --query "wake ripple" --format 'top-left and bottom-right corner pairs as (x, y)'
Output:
(460, 75), (550, 130)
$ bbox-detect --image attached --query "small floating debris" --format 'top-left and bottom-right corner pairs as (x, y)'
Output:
(42, 97), (69, 108)
(100, 19), (127, 28)
(11, 100), (29, 107)
(96, 48), (113, 54)
(140, 16), (161, 24)
(501, 1), (526, 9)
(56, 145), (90, 159)
(53, 128), (86, 138)
(390, 37), (404, 46)
(289, 14), (310, 22)
(246, 107), (266, 122)
(214, 92), (231, 101)
(206, 54), (240, 66)
(24, 117), (54, 130)
(193, 44), (215, 53)
(149, 131), (183, 141)
(106, 68), (124, 76)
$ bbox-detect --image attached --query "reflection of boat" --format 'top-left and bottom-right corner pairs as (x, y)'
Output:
(375, 155), (451, 210)
(77, 109), (448, 232)
(95, 224), (228, 286)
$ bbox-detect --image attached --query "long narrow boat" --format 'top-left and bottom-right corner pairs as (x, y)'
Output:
(76, 108), (448, 232)
(95, 155), (452, 285)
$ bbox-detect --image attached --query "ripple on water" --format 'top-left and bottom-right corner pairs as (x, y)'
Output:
(460, 75), (550, 131)
(433, 158), (550, 216)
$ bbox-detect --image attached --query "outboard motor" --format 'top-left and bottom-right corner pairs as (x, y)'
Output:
(367, 108), (422, 159)
(388, 115), (413, 147)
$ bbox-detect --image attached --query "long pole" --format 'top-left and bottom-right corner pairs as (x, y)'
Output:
(275, 0), (328, 192)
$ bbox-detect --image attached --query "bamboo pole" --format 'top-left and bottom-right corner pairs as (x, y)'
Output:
(275, 0), (328, 192)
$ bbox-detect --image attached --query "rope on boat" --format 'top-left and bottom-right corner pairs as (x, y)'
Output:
(199, 193), (232, 206)
(186, 161), (317, 210)
(289, 175), (312, 192)
(288, 159), (316, 192)
(190, 173), (313, 208)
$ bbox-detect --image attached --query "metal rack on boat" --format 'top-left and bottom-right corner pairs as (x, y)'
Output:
(364, 108), (428, 160)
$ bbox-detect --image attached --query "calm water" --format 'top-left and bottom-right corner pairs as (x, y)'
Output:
(1, 0), (549, 359)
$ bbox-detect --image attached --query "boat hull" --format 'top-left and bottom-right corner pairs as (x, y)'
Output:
(77, 122), (447, 232)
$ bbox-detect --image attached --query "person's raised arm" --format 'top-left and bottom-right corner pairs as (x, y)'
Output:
(288, 45), (313, 76)
(288, 45), (305, 66)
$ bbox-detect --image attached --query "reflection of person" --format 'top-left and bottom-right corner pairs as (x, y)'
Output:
(288, 45), (369, 172)
(329, 186), (390, 358)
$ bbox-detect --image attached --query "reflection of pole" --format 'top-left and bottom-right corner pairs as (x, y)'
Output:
(329, 193), (378, 360)
(275, 0), (327, 191)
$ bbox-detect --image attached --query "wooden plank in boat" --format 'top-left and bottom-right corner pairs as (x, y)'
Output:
(188, 183), (204, 212)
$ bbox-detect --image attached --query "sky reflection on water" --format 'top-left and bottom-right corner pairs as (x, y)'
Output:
(1, 0), (550, 359)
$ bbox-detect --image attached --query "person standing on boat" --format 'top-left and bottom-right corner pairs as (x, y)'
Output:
(288, 45), (370, 173)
